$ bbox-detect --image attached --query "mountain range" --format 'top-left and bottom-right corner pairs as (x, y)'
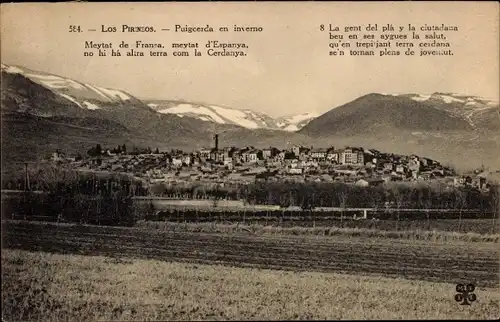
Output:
(1, 63), (499, 171)
(145, 100), (319, 132)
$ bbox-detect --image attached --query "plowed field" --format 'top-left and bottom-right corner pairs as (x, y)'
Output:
(2, 220), (498, 288)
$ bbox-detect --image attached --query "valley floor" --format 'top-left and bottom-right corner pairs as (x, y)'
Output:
(2, 249), (499, 321)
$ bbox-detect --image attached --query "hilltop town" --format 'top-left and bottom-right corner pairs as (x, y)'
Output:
(46, 134), (493, 192)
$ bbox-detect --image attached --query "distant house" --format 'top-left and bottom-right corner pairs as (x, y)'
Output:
(171, 157), (183, 167)
(292, 145), (302, 156)
(292, 145), (310, 157)
(288, 168), (303, 175)
(326, 150), (339, 163)
(418, 172), (433, 181)
(365, 161), (376, 169)
(262, 147), (279, 159)
(276, 151), (286, 161)
(199, 148), (211, 160)
(453, 176), (469, 187)
(383, 162), (394, 172)
(210, 149), (228, 163)
(266, 160), (283, 168)
(283, 151), (297, 161)
(355, 178), (385, 187)
(339, 147), (364, 165)
(408, 158), (421, 173)
(51, 151), (64, 162)
(471, 177), (487, 189)
(181, 154), (192, 166)
(432, 169), (445, 177)
(310, 148), (328, 161)
(242, 149), (260, 164)
(421, 158), (438, 167)
(231, 151), (243, 164)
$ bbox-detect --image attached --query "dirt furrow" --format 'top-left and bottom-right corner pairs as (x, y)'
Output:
(2, 221), (498, 288)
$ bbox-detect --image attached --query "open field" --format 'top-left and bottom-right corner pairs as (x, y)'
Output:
(2, 249), (499, 321)
(136, 221), (500, 243)
(145, 214), (499, 235)
(3, 220), (499, 288)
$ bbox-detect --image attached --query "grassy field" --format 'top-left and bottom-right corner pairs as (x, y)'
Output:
(144, 213), (500, 234)
(136, 220), (500, 243)
(2, 249), (499, 321)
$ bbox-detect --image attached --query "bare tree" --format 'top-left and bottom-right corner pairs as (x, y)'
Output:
(312, 192), (316, 228)
(490, 184), (500, 234)
(35, 165), (78, 192)
(414, 187), (430, 229)
(370, 189), (383, 210)
(391, 185), (406, 230)
(338, 190), (348, 227)
(433, 183), (445, 209)
(212, 196), (219, 208)
(454, 189), (468, 231)
(267, 190), (273, 226)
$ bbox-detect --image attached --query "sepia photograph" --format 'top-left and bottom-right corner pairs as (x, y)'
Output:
(1, 2), (499, 321)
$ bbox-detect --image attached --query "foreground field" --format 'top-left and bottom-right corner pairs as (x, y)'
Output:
(2, 249), (499, 321)
(3, 220), (499, 288)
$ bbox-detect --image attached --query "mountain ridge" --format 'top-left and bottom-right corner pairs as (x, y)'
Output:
(1, 63), (499, 170)
(144, 99), (318, 131)
(299, 92), (499, 137)
(1, 63), (318, 132)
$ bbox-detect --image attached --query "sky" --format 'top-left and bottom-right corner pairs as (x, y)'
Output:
(1, 2), (498, 118)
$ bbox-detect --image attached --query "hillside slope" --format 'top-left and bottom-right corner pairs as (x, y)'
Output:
(299, 93), (476, 137)
(397, 92), (500, 131)
(1, 65), (236, 146)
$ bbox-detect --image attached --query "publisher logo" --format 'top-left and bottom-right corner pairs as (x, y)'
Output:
(455, 283), (476, 305)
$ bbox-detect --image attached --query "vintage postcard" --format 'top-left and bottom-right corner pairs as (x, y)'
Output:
(1, 1), (499, 320)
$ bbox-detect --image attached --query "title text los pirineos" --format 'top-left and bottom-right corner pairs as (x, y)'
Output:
(77, 24), (262, 58)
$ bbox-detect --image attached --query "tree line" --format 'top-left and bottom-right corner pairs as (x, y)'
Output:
(87, 144), (160, 157)
(148, 181), (498, 212)
(1, 166), (149, 226)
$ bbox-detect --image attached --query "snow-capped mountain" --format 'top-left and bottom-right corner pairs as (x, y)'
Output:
(394, 92), (499, 130)
(145, 100), (318, 131)
(276, 112), (321, 132)
(1, 63), (319, 131)
(1, 63), (143, 113)
(300, 92), (500, 138)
